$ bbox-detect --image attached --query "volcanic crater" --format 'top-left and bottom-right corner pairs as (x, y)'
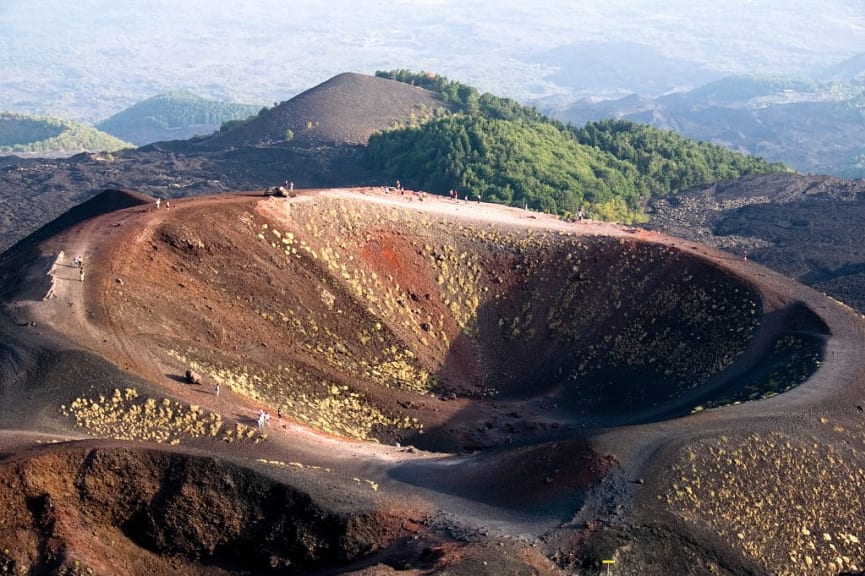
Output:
(73, 189), (820, 450)
(0, 186), (858, 575)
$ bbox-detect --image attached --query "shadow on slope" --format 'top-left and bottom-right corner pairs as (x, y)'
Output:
(387, 231), (825, 519)
(402, 235), (772, 451)
(390, 438), (614, 522)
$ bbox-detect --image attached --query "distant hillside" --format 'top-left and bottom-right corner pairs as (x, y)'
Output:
(554, 74), (865, 177)
(528, 40), (722, 98)
(0, 112), (132, 156)
(683, 75), (823, 103)
(96, 92), (262, 146)
(199, 72), (455, 149)
(819, 50), (865, 82)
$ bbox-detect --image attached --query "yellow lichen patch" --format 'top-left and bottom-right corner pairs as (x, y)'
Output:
(295, 385), (423, 441)
(366, 353), (434, 393)
(168, 349), (266, 403)
(254, 459), (335, 474)
(56, 387), (269, 445)
(167, 349), (421, 442)
(665, 430), (865, 575)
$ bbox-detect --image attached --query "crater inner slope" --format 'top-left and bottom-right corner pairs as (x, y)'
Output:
(63, 189), (826, 452)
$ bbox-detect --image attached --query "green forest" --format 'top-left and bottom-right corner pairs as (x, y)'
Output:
(0, 112), (131, 154)
(370, 70), (787, 222)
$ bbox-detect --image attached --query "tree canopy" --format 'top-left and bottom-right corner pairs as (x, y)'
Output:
(370, 70), (787, 223)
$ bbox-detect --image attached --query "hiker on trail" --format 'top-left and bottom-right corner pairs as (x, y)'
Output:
(578, 208), (584, 222)
(79, 266), (85, 282)
(73, 255), (79, 267)
(45, 278), (56, 300)
(277, 407), (282, 419)
(155, 198), (161, 209)
(214, 384), (220, 397)
(165, 200), (170, 209)
(257, 410), (265, 429)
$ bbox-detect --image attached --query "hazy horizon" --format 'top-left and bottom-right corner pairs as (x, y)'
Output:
(1, 0), (864, 121)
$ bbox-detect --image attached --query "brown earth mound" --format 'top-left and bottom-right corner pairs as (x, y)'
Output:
(1, 187), (864, 575)
(200, 73), (455, 149)
(0, 443), (406, 575)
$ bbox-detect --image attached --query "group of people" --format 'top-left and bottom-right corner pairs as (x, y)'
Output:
(45, 251), (85, 298)
(256, 407), (284, 429)
(257, 409), (268, 429)
(207, 383), (284, 431)
(448, 189), (481, 204)
(72, 255), (85, 282)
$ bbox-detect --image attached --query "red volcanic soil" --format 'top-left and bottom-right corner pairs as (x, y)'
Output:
(1, 187), (864, 575)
